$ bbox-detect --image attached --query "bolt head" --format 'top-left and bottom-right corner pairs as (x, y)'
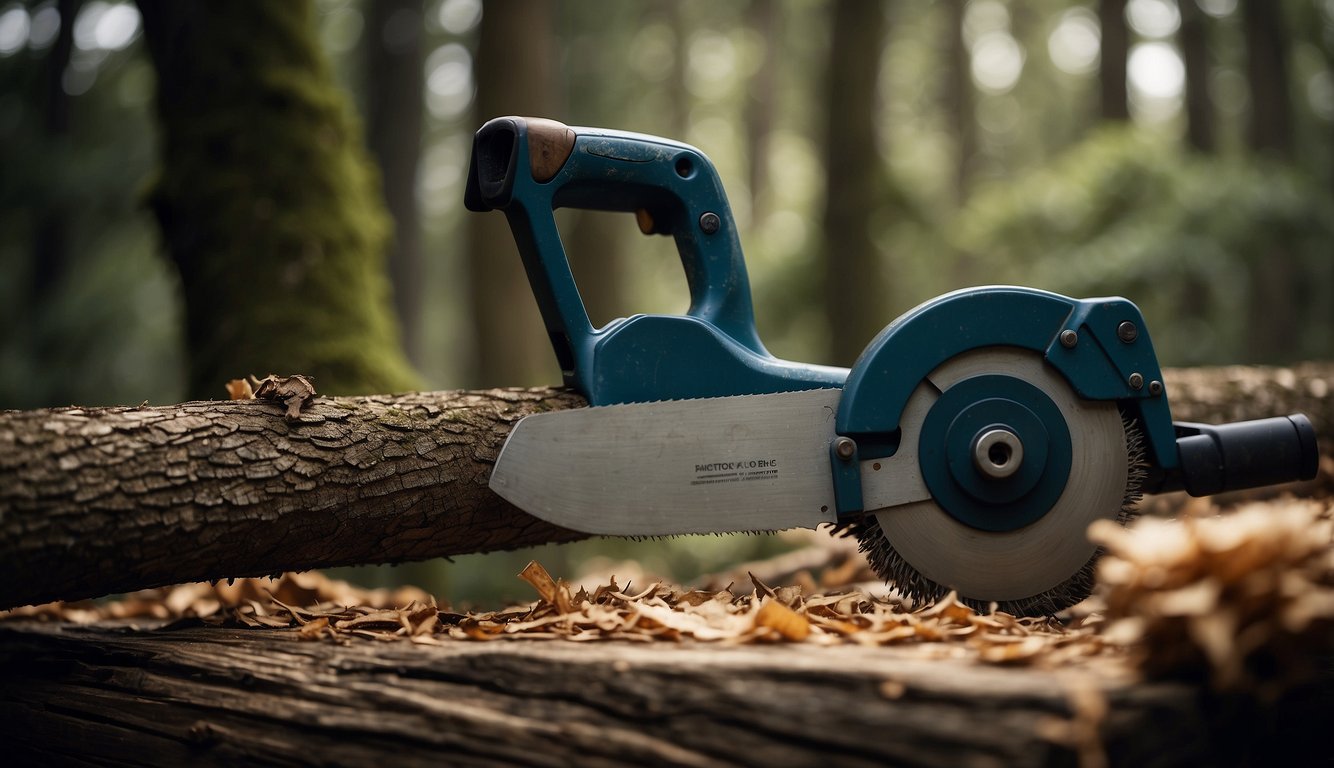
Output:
(833, 436), (856, 461)
(1128, 372), (1144, 390)
(699, 212), (721, 234)
(1059, 329), (1078, 349)
(1117, 321), (1139, 343)
(1149, 380), (1163, 397)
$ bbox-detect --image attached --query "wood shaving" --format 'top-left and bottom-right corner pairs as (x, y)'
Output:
(1091, 498), (1334, 696)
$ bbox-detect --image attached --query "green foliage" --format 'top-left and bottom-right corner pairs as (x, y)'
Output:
(956, 128), (1334, 364)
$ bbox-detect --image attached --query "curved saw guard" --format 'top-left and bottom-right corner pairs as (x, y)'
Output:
(827, 287), (1318, 516)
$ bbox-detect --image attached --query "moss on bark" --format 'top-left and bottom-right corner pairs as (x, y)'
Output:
(138, 0), (419, 398)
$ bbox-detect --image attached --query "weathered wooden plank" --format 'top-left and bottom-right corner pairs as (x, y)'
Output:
(1, 622), (1327, 767)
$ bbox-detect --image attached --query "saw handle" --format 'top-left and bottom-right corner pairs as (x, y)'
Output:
(465, 117), (767, 386)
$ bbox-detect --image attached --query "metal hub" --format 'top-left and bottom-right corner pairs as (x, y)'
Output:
(917, 374), (1071, 533)
(974, 429), (1022, 478)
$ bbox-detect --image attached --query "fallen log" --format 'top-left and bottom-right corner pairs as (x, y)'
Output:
(0, 388), (587, 608)
(2, 363), (1330, 609)
(0, 621), (1327, 767)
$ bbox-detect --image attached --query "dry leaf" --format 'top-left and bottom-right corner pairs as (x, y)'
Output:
(225, 379), (254, 400)
(753, 599), (810, 641)
(252, 374), (317, 420)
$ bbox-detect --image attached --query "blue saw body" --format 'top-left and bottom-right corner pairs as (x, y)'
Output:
(465, 116), (1318, 541)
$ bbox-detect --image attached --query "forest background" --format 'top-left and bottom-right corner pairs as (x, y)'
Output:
(1, 0), (1331, 602)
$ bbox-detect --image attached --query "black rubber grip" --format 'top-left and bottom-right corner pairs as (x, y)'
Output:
(464, 118), (521, 211)
(1175, 414), (1319, 496)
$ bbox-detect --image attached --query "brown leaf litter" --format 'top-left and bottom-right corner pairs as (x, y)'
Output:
(5, 563), (1110, 667)
(4, 499), (1330, 687)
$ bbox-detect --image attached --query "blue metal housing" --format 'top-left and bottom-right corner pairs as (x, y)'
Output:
(465, 118), (1192, 523)
(464, 116), (845, 405)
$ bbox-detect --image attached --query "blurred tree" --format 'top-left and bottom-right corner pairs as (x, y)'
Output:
(957, 129), (1334, 365)
(745, 0), (780, 217)
(942, 0), (975, 205)
(31, 0), (80, 302)
(135, 0), (418, 398)
(365, 0), (427, 366)
(0, 0), (183, 409)
(1241, 0), (1294, 159)
(1099, 0), (1130, 121)
(1179, 0), (1216, 153)
(466, 0), (559, 387)
(1237, 0), (1299, 360)
(659, 0), (689, 138)
(557, 1), (636, 329)
(820, 0), (890, 366)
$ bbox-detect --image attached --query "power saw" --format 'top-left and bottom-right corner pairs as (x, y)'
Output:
(464, 116), (1319, 616)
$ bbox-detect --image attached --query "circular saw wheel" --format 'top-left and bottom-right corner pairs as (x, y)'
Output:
(848, 348), (1146, 616)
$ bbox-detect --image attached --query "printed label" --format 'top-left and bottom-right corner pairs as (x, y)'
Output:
(690, 458), (779, 486)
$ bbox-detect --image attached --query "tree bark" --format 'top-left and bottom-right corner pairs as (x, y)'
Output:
(135, 0), (419, 398)
(0, 388), (586, 609)
(0, 622), (1327, 767)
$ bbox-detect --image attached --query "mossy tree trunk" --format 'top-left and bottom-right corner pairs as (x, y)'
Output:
(136, 0), (419, 399)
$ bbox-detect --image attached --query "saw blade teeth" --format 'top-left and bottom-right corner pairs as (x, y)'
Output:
(577, 387), (844, 412)
(841, 415), (1150, 618)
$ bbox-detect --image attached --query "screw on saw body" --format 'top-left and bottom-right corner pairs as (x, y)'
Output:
(1059, 330), (1078, 348)
(1129, 372), (1144, 390)
(1149, 380), (1163, 397)
(1117, 321), (1139, 343)
(699, 212), (721, 234)
(833, 436), (857, 461)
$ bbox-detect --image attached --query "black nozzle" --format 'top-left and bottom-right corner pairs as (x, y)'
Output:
(1170, 414), (1319, 496)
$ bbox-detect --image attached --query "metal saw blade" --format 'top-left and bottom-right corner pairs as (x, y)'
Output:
(489, 389), (845, 536)
(867, 348), (1130, 604)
